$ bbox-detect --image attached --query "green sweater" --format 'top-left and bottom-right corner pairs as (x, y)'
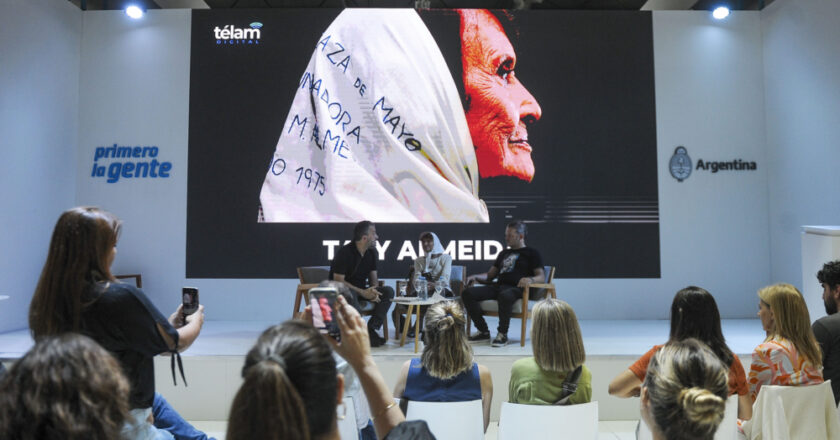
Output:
(508, 357), (592, 405)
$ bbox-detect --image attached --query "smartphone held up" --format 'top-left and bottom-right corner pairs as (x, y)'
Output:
(182, 287), (199, 324)
(309, 287), (341, 342)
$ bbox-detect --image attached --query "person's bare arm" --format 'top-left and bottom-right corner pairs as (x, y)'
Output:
(608, 369), (642, 397)
(330, 296), (403, 439)
(157, 304), (204, 353)
(333, 273), (379, 301)
(466, 266), (499, 287)
(737, 394), (752, 420)
(393, 360), (411, 398)
(478, 364), (493, 432)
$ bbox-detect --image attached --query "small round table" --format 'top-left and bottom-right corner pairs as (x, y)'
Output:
(394, 295), (452, 353)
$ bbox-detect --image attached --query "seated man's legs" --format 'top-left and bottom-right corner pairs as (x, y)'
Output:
(496, 285), (524, 336)
(369, 285), (394, 331)
(460, 285), (501, 334)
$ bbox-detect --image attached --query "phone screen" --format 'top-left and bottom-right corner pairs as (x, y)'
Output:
(182, 287), (199, 316)
(309, 287), (340, 342)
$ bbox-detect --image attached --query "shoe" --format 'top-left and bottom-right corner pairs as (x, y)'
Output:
(468, 331), (491, 342)
(368, 327), (386, 348)
(491, 333), (509, 347)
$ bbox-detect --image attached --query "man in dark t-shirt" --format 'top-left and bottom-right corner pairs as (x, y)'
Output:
(330, 220), (394, 347)
(462, 220), (544, 347)
(812, 260), (840, 404)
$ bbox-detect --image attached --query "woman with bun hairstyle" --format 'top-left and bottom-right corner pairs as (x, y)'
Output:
(609, 286), (751, 420)
(641, 339), (729, 440)
(393, 301), (493, 431)
(508, 298), (591, 405)
(28, 207), (208, 440)
(0, 333), (131, 440)
(228, 295), (435, 440)
(749, 283), (823, 400)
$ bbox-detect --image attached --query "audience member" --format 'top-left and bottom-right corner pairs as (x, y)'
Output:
(227, 296), (435, 440)
(0, 333), (131, 440)
(319, 280), (375, 440)
(509, 298), (591, 405)
(609, 286), (751, 419)
(27, 206), (209, 440)
(813, 260), (840, 405)
(462, 220), (545, 347)
(641, 339), (729, 440)
(393, 231), (453, 337)
(330, 220), (395, 347)
(749, 282), (823, 400)
(393, 301), (493, 431)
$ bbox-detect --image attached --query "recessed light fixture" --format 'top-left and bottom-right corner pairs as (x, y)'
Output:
(125, 5), (144, 19)
(712, 6), (731, 20)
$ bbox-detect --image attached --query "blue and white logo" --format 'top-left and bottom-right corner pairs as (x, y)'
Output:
(669, 146), (692, 182)
(214, 23), (262, 45)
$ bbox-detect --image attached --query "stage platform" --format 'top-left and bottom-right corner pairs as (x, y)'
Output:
(0, 318), (764, 424)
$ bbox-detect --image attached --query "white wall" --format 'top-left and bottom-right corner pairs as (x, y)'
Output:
(0, 0), (81, 332)
(1, 7), (781, 328)
(761, 0), (840, 306)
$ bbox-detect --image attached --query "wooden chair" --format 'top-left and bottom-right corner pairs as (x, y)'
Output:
(466, 266), (556, 347)
(115, 274), (142, 288)
(294, 266), (388, 341)
(293, 266), (330, 317)
(498, 401), (598, 440)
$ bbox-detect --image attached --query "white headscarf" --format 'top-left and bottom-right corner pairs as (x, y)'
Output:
(259, 9), (488, 223)
(422, 231), (446, 273)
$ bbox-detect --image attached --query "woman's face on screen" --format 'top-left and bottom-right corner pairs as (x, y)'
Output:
(460, 9), (542, 183)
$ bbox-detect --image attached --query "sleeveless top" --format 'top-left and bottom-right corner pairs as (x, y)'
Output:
(402, 358), (481, 402)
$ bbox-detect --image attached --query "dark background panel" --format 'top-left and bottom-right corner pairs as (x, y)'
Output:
(187, 9), (660, 279)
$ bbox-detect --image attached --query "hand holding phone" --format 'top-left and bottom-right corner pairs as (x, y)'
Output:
(181, 287), (199, 324)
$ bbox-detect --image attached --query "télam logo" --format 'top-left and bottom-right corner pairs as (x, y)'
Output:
(214, 22), (262, 45)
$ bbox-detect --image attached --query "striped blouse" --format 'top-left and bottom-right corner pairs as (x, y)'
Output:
(747, 336), (823, 401)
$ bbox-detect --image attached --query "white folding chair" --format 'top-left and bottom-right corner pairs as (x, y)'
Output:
(337, 396), (358, 440)
(405, 399), (484, 440)
(637, 394), (738, 440)
(745, 380), (840, 440)
(498, 401), (598, 440)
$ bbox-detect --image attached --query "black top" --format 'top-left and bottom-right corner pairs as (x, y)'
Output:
(80, 282), (178, 409)
(813, 313), (840, 404)
(383, 420), (436, 440)
(493, 247), (543, 287)
(330, 242), (377, 290)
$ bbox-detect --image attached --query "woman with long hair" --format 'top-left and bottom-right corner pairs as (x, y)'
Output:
(509, 298), (590, 404)
(227, 295), (434, 440)
(749, 283), (823, 400)
(609, 286), (752, 419)
(28, 207), (208, 440)
(641, 339), (729, 440)
(0, 333), (131, 440)
(392, 301), (493, 431)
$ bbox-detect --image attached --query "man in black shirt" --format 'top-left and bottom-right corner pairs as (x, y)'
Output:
(330, 220), (394, 347)
(812, 260), (840, 404)
(462, 220), (544, 347)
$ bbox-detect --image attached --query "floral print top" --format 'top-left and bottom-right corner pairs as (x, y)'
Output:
(748, 336), (823, 401)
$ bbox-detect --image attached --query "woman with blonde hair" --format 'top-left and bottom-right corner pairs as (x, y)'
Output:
(393, 301), (493, 431)
(749, 283), (823, 400)
(641, 339), (729, 440)
(509, 298), (591, 404)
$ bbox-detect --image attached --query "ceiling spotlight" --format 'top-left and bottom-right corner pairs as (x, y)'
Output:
(125, 5), (144, 19)
(712, 6), (730, 20)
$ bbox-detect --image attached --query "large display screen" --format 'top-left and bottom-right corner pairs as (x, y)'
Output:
(187, 9), (660, 278)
